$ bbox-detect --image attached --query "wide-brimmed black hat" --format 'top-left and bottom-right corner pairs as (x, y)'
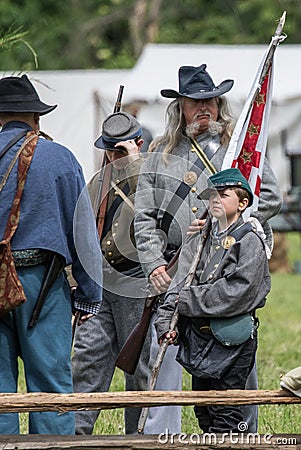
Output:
(161, 64), (234, 100)
(95, 112), (142, 151)
(198, 168), (253, 206)
(0, 74), (57, 116)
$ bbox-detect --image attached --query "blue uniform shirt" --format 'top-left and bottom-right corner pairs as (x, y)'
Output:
(0, 121), (102, 304)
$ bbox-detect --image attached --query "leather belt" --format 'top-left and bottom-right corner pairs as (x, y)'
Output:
(12, 249), (50, 267)
(191, 318), (212, 334)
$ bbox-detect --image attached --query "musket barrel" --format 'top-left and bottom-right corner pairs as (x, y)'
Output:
(113, 85), (124, 113)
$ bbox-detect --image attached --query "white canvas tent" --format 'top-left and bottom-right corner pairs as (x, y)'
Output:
(20, 69), (130, 181)
(14, 43), (301, 191)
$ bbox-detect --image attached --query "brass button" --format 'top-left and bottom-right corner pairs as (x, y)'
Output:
(114, 222), (119, 227)
(108, 252), (113, 257)
(214, 263), (218, 269)
(209, 274), (213, 279)
(110, 260), (115, 264)
(215, 245), (220, 250)
(191, 206), (198, 213)
(106, 240), (111, 246)
(112, 232), (116, 237)
(184, 171), (197, 185)
(191, 186), (197, 193)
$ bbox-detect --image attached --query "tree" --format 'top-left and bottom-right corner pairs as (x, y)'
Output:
(0, 0), (299, 71)
(0, 26), (37, 71)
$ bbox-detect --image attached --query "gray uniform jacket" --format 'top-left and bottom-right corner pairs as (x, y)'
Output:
(155, 217), (271, 341)
(134, 131), (282, 278)
(88, 158), (142, 270)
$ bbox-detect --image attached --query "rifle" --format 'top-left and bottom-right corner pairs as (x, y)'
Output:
(137, 220), (210, 433)
(96, 84), (125, 233)
(115, 205), (209, 375)
(115, 248), (180, 375)
(115, 203), (210, 375)
(28, 252), (65, 328)
(114, 85), (124, 113)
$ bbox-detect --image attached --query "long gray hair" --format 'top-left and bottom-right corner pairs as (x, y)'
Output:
(149, 96), (235, 156)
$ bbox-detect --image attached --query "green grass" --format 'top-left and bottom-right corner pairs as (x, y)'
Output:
(18, 232), (301, 434)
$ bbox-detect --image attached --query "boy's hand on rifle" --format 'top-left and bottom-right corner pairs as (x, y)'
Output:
(187, 218), (206, 235)
(159, 330), (177, 346)
(150, 265), (172, 294)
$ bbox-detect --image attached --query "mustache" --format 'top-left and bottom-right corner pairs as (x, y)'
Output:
(193, 110), (212, 120)
(185, 113), (223, 138)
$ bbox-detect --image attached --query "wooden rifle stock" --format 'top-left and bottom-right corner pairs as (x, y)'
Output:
(115, 293), (156, 375)
(115, 249), (180, 375)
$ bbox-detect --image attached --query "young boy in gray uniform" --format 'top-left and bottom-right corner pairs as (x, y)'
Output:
(155, 168), (271, 433)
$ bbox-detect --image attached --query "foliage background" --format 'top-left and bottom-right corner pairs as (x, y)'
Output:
(0, 0), (300, 71)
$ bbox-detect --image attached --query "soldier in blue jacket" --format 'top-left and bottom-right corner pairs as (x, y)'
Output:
(0, 75), (102, 434)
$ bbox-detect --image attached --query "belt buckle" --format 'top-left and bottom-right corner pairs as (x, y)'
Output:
(199, 325), (211, 334)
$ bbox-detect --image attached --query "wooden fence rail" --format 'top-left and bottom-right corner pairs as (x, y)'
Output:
(0, 389), (300, 413)
(0, 434), (300, 450)
(0, 390), (300, 449)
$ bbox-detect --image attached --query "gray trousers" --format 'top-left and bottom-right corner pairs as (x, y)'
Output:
(72, 289), (151, 434)
(242, 362), (258, 433)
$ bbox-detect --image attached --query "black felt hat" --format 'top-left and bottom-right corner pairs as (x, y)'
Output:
(94, 112), (142, 150)
(0, 74), (57, 115)
(161, 64), (234, 100)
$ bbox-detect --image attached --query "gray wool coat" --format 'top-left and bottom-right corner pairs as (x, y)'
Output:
(134, 131), (282, 278)
(154, 217), (271, 341)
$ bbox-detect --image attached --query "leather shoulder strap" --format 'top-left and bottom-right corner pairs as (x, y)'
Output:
(0, 130), (28, 160)
(3, 132), (38, 241)
(101, 182), (130, 240)
(199, 222), (254, 283)
(230, 221), (254, 242)
(160, 142), (218, 237)
(97, 160), (112, 239)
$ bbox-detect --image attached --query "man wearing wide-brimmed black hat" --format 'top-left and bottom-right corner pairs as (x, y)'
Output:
(134, 64), (282, 433)
(72, 111), (151, 435)
(0, 74), (102, 435)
